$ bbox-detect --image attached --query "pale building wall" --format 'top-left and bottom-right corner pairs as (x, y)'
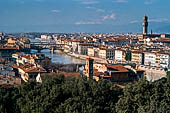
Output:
(88, 48), (94, 57)
(115, 50), (123, 61)
(99, 49), (106, 59)
(144, 52), (156, 67)
(132, 52), (142, 64)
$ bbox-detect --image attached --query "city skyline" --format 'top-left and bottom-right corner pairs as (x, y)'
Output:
(0, 0), (170, 33)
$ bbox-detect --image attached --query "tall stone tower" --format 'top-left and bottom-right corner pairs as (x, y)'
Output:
(85, 58), (94, 79)
(143, 16), (148, 35)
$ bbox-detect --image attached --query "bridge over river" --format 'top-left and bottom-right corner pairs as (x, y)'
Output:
(29, 39), (85, 64)
(30, 41), (65, 53)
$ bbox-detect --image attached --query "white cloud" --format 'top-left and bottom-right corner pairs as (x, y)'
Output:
(75, 13), (117, 25)
(81, 1), (98, 5)
(103, 13), (116, 20)
(96, 9), (105, 13)
(149, 18), (169, 22)
(51, 10), (61, 13)
(113, 0), (128, 3)
(85, 7), (105, 13)
(75, 21), (102, 25)
(85, 6), (95, 9)
(144, 1), (153, 4)
(130, 18), (170, 24)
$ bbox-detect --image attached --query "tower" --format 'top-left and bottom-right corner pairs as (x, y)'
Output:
(86, 58), (94, 79)
(143, 16), (148, 35)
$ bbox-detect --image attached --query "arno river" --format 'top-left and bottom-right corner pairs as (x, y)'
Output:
(29, 39), (85, 64)
(31, 49), (85, 64)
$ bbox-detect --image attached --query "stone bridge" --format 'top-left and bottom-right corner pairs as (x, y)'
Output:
(30, 42), (65, 53)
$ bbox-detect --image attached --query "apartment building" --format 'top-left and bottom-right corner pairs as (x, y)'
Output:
(115, 49), (126, 62)
(144, 52), (157, 67)
(88, 47), (94, 57)
(17, 55), (35, 65)
(78, 43), (94, 55)
(155, 53), (160, 67)
(131, 51), (144, 64)
(159, 53), (170, 68)
(72, 40), (82, 53)
(98, 48), (115, 60)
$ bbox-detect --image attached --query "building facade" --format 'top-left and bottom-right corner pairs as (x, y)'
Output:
(144, 52), (156, 67)
(131, 51), (144, 64)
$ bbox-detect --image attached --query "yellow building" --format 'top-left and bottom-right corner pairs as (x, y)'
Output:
(131, 51), (144, 64)
(99, 48), (115, 59)
(99, 48), (106, 59)
(8, 38), (17, 44)
(155, 53), (160, 67)
(78, 43), (94, 55)
(88, 47), (94, 57)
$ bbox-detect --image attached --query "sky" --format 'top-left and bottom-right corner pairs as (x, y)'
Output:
(0, 0), (170, 33)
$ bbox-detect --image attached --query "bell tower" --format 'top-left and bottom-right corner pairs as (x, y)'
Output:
(143, 16), (148, 35)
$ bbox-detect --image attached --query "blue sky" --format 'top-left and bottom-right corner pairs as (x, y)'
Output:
(0, 0), (170, 33)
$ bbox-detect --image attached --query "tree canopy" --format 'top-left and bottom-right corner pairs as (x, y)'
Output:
(116, 78), (170, 113)
(0, 75), (169, 113)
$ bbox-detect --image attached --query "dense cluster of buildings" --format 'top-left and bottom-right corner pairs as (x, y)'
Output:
(0, 16), (170, 86)
(32, 16), (170, 82)
(37, 17), (170, 69)
(38, 16), (169, 82)
(0, 33), (53, 87)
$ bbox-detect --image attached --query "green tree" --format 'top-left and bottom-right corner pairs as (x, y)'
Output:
(125, 50), (131, 61)
(16, 75), (123, 113)
(116, 78), (170, 113)
(0, 87), (20, 113)
(167, 71), (170, 83)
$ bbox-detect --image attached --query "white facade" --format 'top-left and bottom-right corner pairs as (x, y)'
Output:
(72, 41), (80, 53)
(17, 55), (35, 65)
(41, 35), (52, 41)
(144, 52), (156, 67)
(41, 35), (47, 40)
(52, 34), (58, 41)
(115, 50), (122, 61)
(160, 54), (170, 68)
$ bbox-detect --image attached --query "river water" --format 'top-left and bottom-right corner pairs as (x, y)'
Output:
(29, 39), (85, 64)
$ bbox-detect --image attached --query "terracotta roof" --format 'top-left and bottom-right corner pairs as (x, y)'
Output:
(106, 65), (129, 73)
(14, 52), (22, 55)
(99, 48), (115, 51)
(25, 67), (46, 73)
(22, 55), (32, 59)
(13, 63), (46, 73)
(157, 52), (170, 55)
(0, 46), (19, 50)
(79, 43), (94, 46)
(132, 51), (143, 54)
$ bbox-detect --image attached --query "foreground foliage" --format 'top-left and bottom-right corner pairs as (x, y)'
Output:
(0, 75), (170, 113)
(116, 78), (170, 113)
